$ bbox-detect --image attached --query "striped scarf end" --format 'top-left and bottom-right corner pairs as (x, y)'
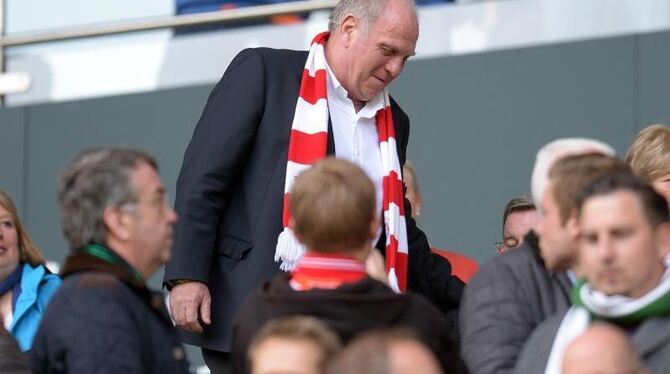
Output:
(274, 228), (306, 272)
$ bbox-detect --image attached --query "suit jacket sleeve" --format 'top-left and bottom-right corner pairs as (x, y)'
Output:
(386, 99), (465, 312)
(165, 48), (266, 284)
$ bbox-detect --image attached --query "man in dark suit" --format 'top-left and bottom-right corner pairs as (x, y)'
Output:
(164, 0), (463, 370)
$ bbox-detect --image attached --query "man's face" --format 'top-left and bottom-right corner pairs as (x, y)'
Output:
(536, 184), (578, 271)
(651, 172), (670, 206)
(251, 337), (323, 374)
(340, 0), (418, 102)
(126, 162), (177, 275)
(501, 209), (540, 253)
(578, 191), (666, 298)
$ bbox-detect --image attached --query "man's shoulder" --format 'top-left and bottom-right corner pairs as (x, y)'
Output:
(531, 311), (565, 338)
(469, 245), (541, 286)
(462, 242), (571, 310)
(251, 47), (308, 58)
(633, 313), (670, 350)
(54, 272), (137, 309)
(514, 311), (565, 372)
(234, 47), (308, 68)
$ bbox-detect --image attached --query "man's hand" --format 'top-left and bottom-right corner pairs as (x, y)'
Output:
(169, 281), (212, 333)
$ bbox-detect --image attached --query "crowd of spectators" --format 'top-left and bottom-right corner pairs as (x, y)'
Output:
(2, 1), (670, 374)
(176, 0), (456, 16)
(3, 121), (669, 373)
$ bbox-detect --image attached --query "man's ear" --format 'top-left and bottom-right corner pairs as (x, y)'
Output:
(102, 206), (131, 241)
(655, 222), (670, 259)
(338, 14), (358, 47)
(565, 213), (586, 276)
(566, 213), (580, 241)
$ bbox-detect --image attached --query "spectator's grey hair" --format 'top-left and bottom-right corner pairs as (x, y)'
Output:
(58, 147), (157, 250)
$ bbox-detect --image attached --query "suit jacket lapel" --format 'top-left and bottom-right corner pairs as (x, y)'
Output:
(632, 315), (670, 357)
(327, 116), (335, 155)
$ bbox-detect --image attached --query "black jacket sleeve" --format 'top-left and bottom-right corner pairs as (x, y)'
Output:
(164, 48), (266, 284)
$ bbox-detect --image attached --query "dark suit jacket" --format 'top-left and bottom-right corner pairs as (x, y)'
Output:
(164, 47), (464, 351)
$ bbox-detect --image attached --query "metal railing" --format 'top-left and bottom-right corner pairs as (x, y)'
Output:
(0, 0), (337, 104)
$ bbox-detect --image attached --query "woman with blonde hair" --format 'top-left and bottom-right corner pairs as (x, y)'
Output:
(0, 190), (61, 351)
(626, 124), (670, 204)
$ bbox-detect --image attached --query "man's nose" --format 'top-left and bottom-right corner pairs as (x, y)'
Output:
(597, 237), (615, 262)
(385, 57), (405, 79)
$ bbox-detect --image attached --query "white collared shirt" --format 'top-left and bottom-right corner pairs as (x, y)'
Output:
(325, 62), (385, 220)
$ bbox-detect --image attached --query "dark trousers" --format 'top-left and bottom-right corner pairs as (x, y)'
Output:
(202, 349), (232, 374)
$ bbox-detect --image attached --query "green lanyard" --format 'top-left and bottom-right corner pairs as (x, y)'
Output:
(83, 244), (144, 283)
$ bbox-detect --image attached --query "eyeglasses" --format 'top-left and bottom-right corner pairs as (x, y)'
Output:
(495, 238), (520, 254)
(118, 193), (172, 214)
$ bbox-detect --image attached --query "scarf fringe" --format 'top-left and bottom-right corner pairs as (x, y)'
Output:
(275, 228), (306, 272)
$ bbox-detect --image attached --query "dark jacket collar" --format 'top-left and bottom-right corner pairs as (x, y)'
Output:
(524, 230), (540, 252)
(61, 244), (171, 324)
(61, 244), (145, 291)
(523, 230), (544, 264)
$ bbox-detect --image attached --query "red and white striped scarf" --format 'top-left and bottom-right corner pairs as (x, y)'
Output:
(274, 32), (409, 292)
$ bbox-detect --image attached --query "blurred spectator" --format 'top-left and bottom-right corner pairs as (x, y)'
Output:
(0, 326), (30, 374)
(460, 139), (619, 374)
(232, 159), (466, 374)
(249, 316), (341, 374)
(515, 172), (670, 373)
(0, 190), (61, 351)
(178, 0), (295, 14)
(403, 161), (478, 282)
(176, 0), (305, 30)
(625, 124), (670, 205)
(31, 148), (189, 374)
(561, 323), (649, 374)
(327, 328), (443, 374)
(176, 0), (454, 16)
(497, 196), (538, 254)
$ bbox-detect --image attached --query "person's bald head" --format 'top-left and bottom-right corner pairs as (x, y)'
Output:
(562, 323), (648, 374)
(388, 339), (442, 374)
(327, 329), (444, 374)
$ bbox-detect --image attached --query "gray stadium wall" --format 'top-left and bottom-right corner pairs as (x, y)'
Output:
(1, 31), (669, 283)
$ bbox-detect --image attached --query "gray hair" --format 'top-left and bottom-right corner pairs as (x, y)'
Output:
(328, 0), (416, 33)
(58, 147), (157, 250)
(530, 138), (615, 208)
